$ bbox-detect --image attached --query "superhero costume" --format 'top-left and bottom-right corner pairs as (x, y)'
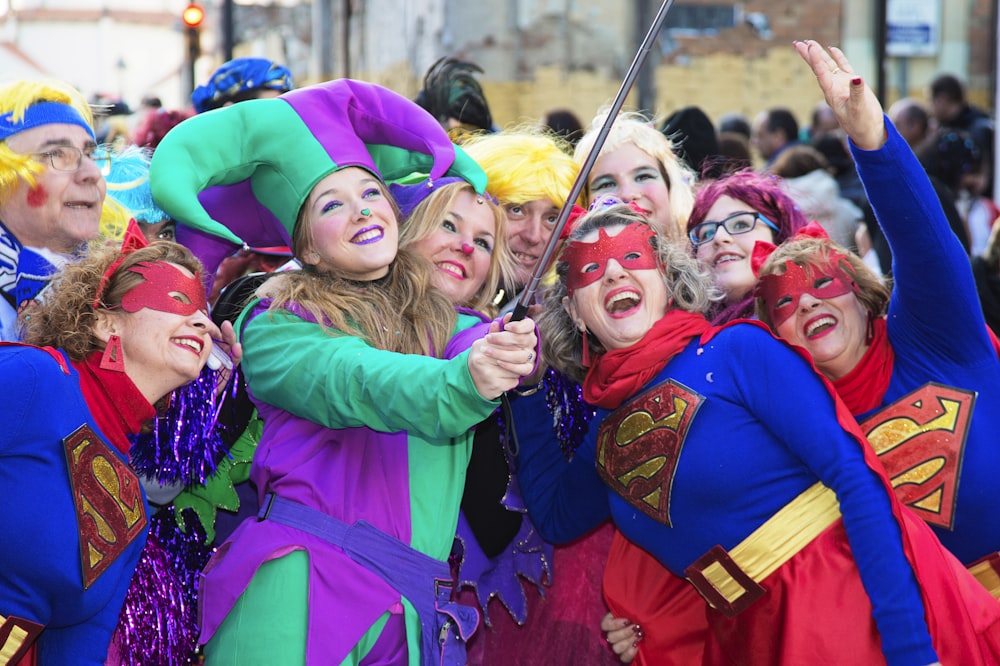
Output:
(0, 345), (152, 665)
(842, 118), (1000, 566)
(513, 321), (1000, 665)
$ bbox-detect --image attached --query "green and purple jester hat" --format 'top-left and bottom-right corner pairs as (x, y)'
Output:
(148, 78), (488, 288)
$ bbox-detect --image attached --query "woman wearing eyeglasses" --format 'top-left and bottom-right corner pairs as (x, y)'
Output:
(686, 171), (809, 323)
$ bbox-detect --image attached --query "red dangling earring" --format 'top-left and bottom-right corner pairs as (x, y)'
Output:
(581, 329), (592, 368)
(100, 334), (126, 372)
(865, 311), (875, 345)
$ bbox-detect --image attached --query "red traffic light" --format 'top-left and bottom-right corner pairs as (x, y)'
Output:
(182, 3), (205, 28)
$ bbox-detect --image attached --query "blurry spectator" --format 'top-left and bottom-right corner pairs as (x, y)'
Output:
(807, 101), (840, 141)
(661, 105), (720, 177)
(972, 221), (1000, 333)
(717, 111), (751, 139)
(542, 108), (584, 149)
(0, 79), (108, 339)
(770, 144), (862, 252)
(918, 128), (996, 256)
(715, 131), (754, 176)
(415, 56), (494, 142)
(888, 97), (932, 148)
(140, 95), (162, 112)
(751, 107), (800, 166)
(929, 73), (994, 196)
(191, 57), (295, 113)
(130, 108), (194, 151)
(92, 99), (133, 149)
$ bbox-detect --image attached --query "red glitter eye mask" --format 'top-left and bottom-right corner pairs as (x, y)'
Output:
(562, 221), (658, 295)
(758, 255), (858, 328)
(120, 261), (207, 316)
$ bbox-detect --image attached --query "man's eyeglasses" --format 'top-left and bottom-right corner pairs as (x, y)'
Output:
(33, 145), (111, 177)
(689, 211), (779, 246)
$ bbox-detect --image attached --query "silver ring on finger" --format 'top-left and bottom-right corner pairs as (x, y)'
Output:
(527, 350), (534, 363)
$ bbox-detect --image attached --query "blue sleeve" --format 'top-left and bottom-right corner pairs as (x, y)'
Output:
(851, 118), (993, 360)
(509, 389), (610, 543)
(731, 326), (937, 666)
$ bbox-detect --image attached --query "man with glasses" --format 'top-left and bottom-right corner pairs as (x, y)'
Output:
(0, 79), (107, 340)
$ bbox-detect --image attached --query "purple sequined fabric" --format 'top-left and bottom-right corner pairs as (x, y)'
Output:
(542, 368), (596, 459)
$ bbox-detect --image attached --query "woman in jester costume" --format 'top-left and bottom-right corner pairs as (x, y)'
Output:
(149, 78), (539, 666)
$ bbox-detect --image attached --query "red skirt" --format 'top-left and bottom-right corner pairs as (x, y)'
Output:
(604, 515), (1000, 665)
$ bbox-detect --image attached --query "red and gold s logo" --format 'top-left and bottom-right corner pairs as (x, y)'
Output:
(596, 380), (704, 526)
(63, 424), (147, 589)
(859, 382), (975, 530)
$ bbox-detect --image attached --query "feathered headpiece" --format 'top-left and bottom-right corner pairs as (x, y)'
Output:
(415, 57), (493, 131)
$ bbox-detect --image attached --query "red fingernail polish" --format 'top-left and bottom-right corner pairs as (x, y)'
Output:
(852, 77), (862, 86)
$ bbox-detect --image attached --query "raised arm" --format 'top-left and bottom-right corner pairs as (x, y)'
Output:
(793, 40), (886, 150)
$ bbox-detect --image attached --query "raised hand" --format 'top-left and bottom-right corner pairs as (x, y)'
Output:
(793, 39), (887, 150)
(467, 314), (539, 400)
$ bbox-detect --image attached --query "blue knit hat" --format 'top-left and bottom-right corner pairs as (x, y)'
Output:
(191, 57), (295, 114)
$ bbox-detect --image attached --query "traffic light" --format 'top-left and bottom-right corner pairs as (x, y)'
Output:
(182, 3), (205, 29)
(182, 3), (205, 97)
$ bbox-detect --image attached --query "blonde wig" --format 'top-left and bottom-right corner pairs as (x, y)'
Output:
(0, 79), (94, 204)
(574, 110), (696, 241)
(0, 79), (125, 242)
(461, 129), (581, 209)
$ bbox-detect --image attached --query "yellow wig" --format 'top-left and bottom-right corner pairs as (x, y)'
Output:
(462, 130), (582, 209)
(0, 79), (125, 241)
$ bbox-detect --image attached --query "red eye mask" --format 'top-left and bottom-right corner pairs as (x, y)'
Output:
(562, 222), (658, 295)
(758, 255), (859, 328)
(120, 261), (208, 316)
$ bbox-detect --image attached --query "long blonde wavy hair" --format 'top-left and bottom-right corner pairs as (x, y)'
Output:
(574, 110), (696, 242)
(267, 177), (458, 357)
(399, 180), (514, 316)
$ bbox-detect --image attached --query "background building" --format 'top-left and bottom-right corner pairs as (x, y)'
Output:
(0, 0), (994, 133)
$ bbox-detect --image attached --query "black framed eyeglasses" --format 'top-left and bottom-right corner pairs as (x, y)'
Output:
(33, 145), (111, 176)
(688, 211), (779, 246)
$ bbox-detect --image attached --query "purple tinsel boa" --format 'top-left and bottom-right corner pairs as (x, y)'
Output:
(106, 509), (213, 665)
(130, 364), (238, 487)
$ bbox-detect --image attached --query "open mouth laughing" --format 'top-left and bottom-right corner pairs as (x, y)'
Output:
(604, 287), (642, 317)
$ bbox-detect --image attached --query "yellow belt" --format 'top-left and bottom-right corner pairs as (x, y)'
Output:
(685, 482), (841, 617)
(968, 552), (1000, 599)
(0, 613), (44, 665)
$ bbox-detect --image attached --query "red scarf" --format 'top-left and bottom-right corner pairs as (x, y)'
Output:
(73, 351), (155, 454)
(583, 310), (712, 410)
(831, 316), (894, 415)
